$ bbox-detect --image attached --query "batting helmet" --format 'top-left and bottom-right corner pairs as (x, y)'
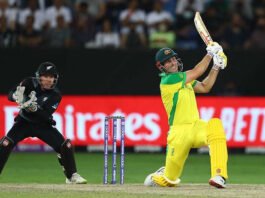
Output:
(35, 62), (59, 89)
(155, 48), (183, 72)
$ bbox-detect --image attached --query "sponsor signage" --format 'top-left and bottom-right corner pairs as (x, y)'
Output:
(0, 96), (264, 147)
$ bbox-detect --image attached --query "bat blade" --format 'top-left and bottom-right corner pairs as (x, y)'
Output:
(194, 12), (213, 45)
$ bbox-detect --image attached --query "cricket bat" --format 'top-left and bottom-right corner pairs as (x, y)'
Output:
(194, 12), (213, 46)
(194, 11), (227, 68)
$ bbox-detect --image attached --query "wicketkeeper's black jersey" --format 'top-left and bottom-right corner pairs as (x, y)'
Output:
(8, 77), (62, 125)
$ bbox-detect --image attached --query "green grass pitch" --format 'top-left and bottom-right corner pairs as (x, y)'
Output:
(0, 152), (264, 198)
(1, 152), (264, 184)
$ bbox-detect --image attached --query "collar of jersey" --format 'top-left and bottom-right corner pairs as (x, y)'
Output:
(159, 72), (179, 77)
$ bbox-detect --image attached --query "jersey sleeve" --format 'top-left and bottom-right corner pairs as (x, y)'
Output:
(160, 72), (186, 86)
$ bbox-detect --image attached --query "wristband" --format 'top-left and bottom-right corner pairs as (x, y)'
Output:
(207, 52), (214, 58)
(212, 64), (220, 71)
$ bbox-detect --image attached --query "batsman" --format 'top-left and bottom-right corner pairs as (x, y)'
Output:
(144, 42), (228, 188)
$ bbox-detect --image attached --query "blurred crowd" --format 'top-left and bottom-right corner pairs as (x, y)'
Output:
(0, 0), (265, 49)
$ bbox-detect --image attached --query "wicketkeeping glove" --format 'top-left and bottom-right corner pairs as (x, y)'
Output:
(19, 91), (38, 112)
(13, 86), (25, 105)
(212, 51), (228, 70)
(206, 42), (223, 57)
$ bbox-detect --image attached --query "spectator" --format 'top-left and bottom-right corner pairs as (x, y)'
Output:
(0, 0), (18, 31)
(200, 5), (225, 45)
(252, 1), (265, 25)
(176, 23), (198, 49)
(74, 0), (105, 19)
(174, 0), (208, 49)
(45, 0), (72, 28)
(252, 0), (265, 18)
(7, 0), (16, 6)
(104, 0), (126, 29)
(163, 0), (177, 19)
(18, 0), (45, 31)
(149, 21), (175, 49)
(229, 0), (253, 20)
(0, 15), (16, 47)
(94, 18), (120, 48)
(176, 0), (205, 15)
(244, 16), (265, 48)
(175, 0), (206, 42)
(119, 0), (147, 48)
(94, 2), (107, 30)
(44, 15), (71, 47)
(38, 0), (53, 10)
(176, 0), (205, 25)
(17, 15), (42, 48)
(205, 0), (230, 16)
(72, 1), (96, 47)
(0, 0), (263, 49)
(17, 0), (53, 10)
(221, 13), (248, 49)
(146, 0), (173, 35)
(140, 0), (153, 13)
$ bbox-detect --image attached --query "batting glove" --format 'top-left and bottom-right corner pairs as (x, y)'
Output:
(212, 51), (228, 70)
(206, 42), (223, 57)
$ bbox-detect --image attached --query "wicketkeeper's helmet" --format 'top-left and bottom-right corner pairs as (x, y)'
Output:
(155, 48), (183, 72)
(35, 62), (59, 89)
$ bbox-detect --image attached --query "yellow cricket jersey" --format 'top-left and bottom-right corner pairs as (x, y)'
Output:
(160, 72), (199, 126)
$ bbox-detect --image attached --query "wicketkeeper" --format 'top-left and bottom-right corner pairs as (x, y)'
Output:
(0, 62), (87, 184)
(144, 42), (228, 188)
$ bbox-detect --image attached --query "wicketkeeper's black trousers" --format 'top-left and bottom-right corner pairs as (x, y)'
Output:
(6, 115), (65, 152)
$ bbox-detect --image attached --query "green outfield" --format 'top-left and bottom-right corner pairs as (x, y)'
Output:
(0, 152), (264, 198)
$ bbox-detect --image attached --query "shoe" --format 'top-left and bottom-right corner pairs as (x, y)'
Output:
(144, 167), (181, 187)
(66, 173), (87, 184)
(209, 175), (226, 188)
(144, 166), (165, 186)
(154, 166), (165, 175)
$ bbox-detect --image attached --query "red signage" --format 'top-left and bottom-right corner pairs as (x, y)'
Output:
(0, 96), (265, 147)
